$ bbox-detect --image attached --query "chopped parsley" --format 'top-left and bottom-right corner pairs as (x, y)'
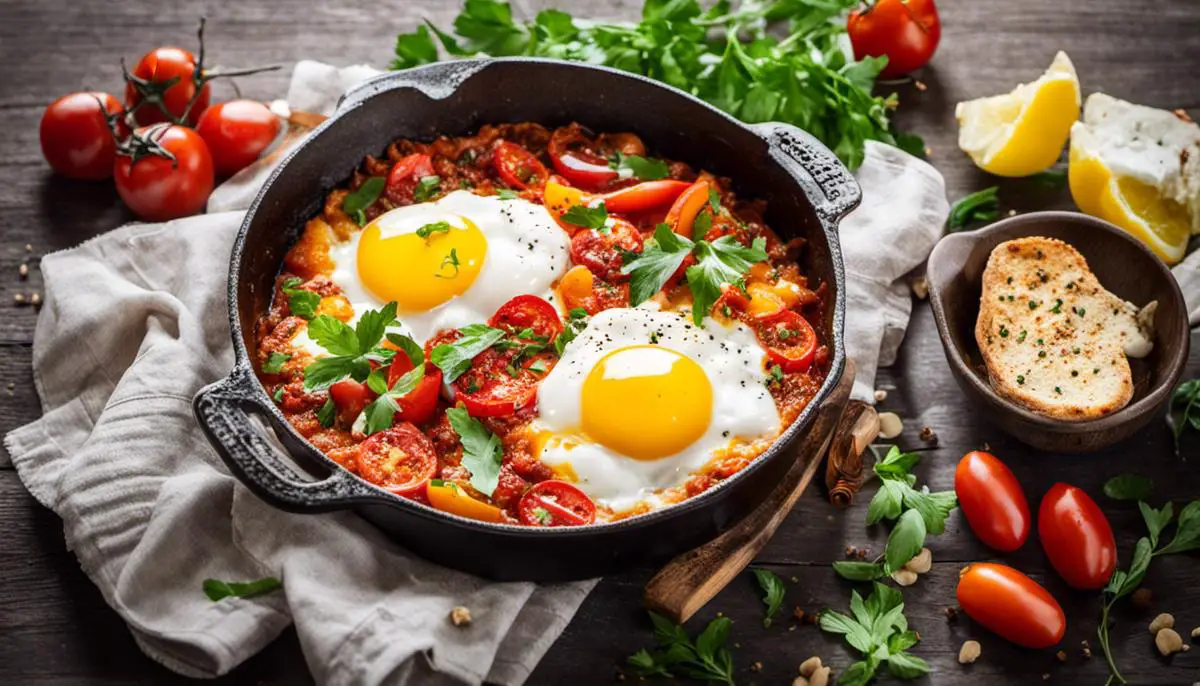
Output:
(1039, 350), (1047, 358)
(282, 277), (321, 320)
(341, 176), (385, 226)
(413, 175), (442, 202)
(1017, 375), (1025, 385)
(496, 188), (519, 200)
(1049, 298), (1063, 313)
(947, 186), (1000, 230)
(272, 387), (284, 403)
(554, 308), (589, 355)
(608, 152), (668, 181)
(999, 325), (1009, 338)
(437, 248), (461, 278)
(416, 221), (452, 240)
(300, 302), (400, 392)
(430, 323), (507, 382)
(446, 407), (504, 497)
(768, 364), (784, 385)
(1054, 386), (1062, 394)
(1028, 300), (1039, 310)
(316, 396), (336, 428)
(262, 352), (291, 374)
(1074, 306), (1086, 317)
(1016, 330), (1027, 343)
(562, 202), (611, 232)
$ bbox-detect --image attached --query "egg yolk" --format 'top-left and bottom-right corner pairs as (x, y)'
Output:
(356, 216), (486, 311)
(581, 345), (713, 460)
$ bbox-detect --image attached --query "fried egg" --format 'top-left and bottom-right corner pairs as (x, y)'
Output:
(292, 190), (570, 355)
(530, 306), (781, 511)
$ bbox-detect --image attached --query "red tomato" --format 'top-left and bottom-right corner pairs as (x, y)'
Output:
(194, 100), (281, 177)
(569, 220), (644, 281)
(518, 480), (597, 526)
(548, 126), (618, 189)
(489, 295), (564, 340)
(356, 424), (438, 497)
(664, 179), (712, 236)
(385, 357), (443, 426)
(1038, 483), (1117, 590)
(125, 47), (209, 126)
(955, 451), (1031, 552)
(329, 379), (371, 422)
(492, 141), (549, 189)
(847, 0), (941, 79)
(957, 562), (1066, 648)
(754, 310), (817, 372)
(454, 348), (553, 417)
(113, 124), (214, 221)
(385, 153), (436, 205)
(602, 180), (691, 214)
(40, 92), (126, 180)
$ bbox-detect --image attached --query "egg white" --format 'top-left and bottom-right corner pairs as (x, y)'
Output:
(531, 306), (781, 511)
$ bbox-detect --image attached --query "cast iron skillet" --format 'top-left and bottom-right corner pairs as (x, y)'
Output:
(193, 58), (856, 581)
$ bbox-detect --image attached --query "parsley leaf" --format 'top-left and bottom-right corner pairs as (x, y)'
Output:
(1103, 474), (1154, 502)
(496, 188), (519, 200)
(752, 568), (786, 627)
(262, 352), (291, 374)
(359, 364), (426, 435)
(300, 303), (400, 392)
(626, 612), (735, 685)
(446, 407), (504, 496)
(692, 209), (713, 242)
(203, 576), (282, 601)
(317, 396), (336, 428)
(609, 152), (669, 181)
(947, 186), (1000, 230)
(820, 582), (926, 683)
(622, 223), (693, 306)
(413, 175), (442, 202)
(386, 332), (425, 367)
(416, 221), (452, 239)
(342, 177), (385, 226)
(281, 277), (321, 320)
(430, 323), (508, 382)
(686, 235), (767, 325)
(561, 202), (610, 232)
(831, 560), (885, 581)
(1170, 378), (1200, 449)
(555, 308), (590, 355)
(438, 248), (461, 278)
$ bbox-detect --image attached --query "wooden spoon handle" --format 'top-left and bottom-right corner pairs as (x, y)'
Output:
(643, 359), (856, 624)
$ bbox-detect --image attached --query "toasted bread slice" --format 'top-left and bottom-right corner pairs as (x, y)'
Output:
(975, 237), (1155, 421)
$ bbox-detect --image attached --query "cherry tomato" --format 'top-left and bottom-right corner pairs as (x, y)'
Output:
(754, 310), (818, 372)
(664, 179), (712, 236)
(329, 379), (371, 422)
(847, 0), (941, 79)
(454, 348), (553, 417)
(195, 100), (281, 177)
(386, 356), (443, 426)
(385, 153), (436, 205)
(955, 450), (1031, 552)
(518, 480), (597, 526)
(489, 295), (564, 340)
(113, 124), (214, 221)
(1038, 483), (1117, 590)
(40, 92), (126, 180)
(548, 126), (618, 189)
(125, 47), (209, 126)
(957, 562), (1065, 648)
(602, 180), (691, 214)
(356, 424), (438, 498)
(569, 220), (644, 281)
(493, 141), (549, 189)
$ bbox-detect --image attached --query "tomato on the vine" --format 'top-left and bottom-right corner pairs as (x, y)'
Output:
(113, 124), (214, 221)
(40, 92), (126, 180)
(125, 46), (209, 126)
(195, 100), (281, 177)
(847, 0), (941, 79)
(1038, 483), (1117, 590)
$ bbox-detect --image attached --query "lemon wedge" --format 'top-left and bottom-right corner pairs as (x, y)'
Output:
(1069, 93), (1200, 264)
(956, 52), (1081, 177)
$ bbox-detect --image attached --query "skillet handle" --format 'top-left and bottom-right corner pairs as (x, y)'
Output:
(751, 122), (862, 226)
(193, 364), (378, 512)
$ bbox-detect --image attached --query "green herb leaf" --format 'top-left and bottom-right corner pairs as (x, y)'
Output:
(262, 352), (291, 374)
(622, 223), (694, 307)
(438, 248), (461, 278)
(282, 278), (321, 320)
(685, 235), (767, 325)
(752, 568), (786, 627)
(413, 175), (442, 202)
(496, 188), (519, 200)
(884, 508), (926, 573)
(1103, 474), (1154, 501)
(886, 651), (931, 679)
(307, 316), (363, 357)
(1159, 500), (1200, 555)
(562, 202), (610, 231)
(393, 24), (439, 68)
(609, 152), (669, 181)
(555, 308), (589, 356)
(833, 560), (885, 581)
(691, 209), (713, 242)
(431, 323), (508, 382)
(343, 177), (386, 224)
(902, 487), (958, 536)
(272, 387), (284, 403)
(947, 186), (1000, 230)
(385, 333), (425, 367)
(446, 407), (504, 496)
(416, 221), (452, 239)
(317, 396), (336, 428)
(838, 660), (879, 686)
(866, 477), (905, 525)
(819, 609), (874, 654)
(627, 612), (735, 684)
(1029, 169), (1068, 188)
(203, 576), (282, 601)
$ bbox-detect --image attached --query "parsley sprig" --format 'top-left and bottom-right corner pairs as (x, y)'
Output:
(342, 177), (385, 226)
(621, 224), (767, 325)
(430, 323), (508, 382)
(819, 582), (929, 685)
(562, 202), (611, 233)
(946, 186), (1000, 231)
(392, 0), (915, 170)
(203, 576), (282, 602)
(446, 407), (504, 497)
(282, 277), (321, 320)
(752, 568), (786, 628)
(609, 152), (668, 180)
(301, 303), (400, 392)
(626, 612), (735, 685)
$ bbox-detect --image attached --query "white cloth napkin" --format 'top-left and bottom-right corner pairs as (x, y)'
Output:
(3, 61), (948, 683)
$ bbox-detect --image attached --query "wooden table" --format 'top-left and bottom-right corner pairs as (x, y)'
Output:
(2, 0), (1198, 683)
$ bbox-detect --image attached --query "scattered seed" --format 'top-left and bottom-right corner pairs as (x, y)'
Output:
(904, 548), (933, 574)
(874, 388), (888, 402)
(958, 640), (981, 664)
(615, 671), (626, 682)
(799, 656), (823, 678)
(18, 263), (28, 278)
(792, 677), (809, 686)
(1008, 209), (1017, 216)
(891, 568), (918, 587)
(914, 80), (927, 92)
(1191, 627), (1200, 639)
(1055, 650), (1067, 663)
(1131, 588), (1153, 610)
(1080, 639), (1092, 659)
(793, 607), (806, 623)
(809, 666), (831, 686)
(1150, 613), (1175, 635)
(30, 292), (41, 307)
(856, 547), (869, 560)
(944, 606), (959, 623)
(923, 146), (932, 157)
(1042, 674), (1050, 681)
(24, 244), (32, 252)
(845, 545), (858, 557)
(911, 274), (928, 299)
(750, 661), (762, 672)
(13, 293), (25, 305)
(449, 605), (472, 626)
(1156, 628), (1184, 656)
(878, 412), (903, 439)
(918, 426), (937, 443)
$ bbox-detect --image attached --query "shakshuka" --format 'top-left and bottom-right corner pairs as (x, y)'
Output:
(255, 122), (829, 527)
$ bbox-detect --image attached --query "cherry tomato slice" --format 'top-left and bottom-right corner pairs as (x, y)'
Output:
(454, 348), (552, 417)
(194, 100), (281, 177)
(493, 141), (549, 189)
(329, 379), (372, 423)
(602, 180), (691, 214)
(569, 219), (644, 281)
(489, 295), (563, 340)
(955, 450), (1031, 552)
(1038, 483), (1117, 590)
(518, 480), (597, 526)
(548, 126), (618, 189)
(664, 179), (712, 236)
(957, 562), (1066, 649)
(385, 153), (436, 205)
(754, 310), (818, 372)
(40, 92), (127, 180)
(847, 0), (941, 79)
(386, 356), (443, 426)
(356, 423), (438, 497)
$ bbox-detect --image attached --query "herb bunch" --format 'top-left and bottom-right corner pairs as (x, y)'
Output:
(819, 581), (929, 685)
(626, 612), (736, 685)
(392, 0), (918, 169)
(1169, 378), (1200, 449)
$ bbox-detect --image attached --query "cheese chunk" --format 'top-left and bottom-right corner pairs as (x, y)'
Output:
(976, 237), (1155, 421)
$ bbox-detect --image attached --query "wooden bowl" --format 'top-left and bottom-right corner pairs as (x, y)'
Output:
(926, 211), (1190, 453)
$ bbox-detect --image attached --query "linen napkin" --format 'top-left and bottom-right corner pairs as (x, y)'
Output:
(3, 61), (948, 683)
